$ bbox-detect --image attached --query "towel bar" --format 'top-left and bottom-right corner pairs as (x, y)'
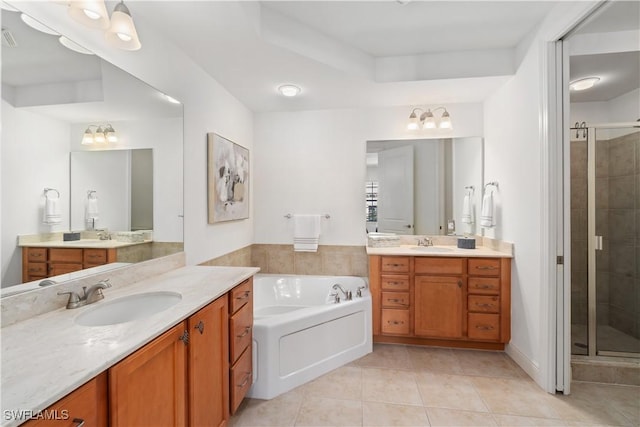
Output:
(284, 213), (330, 219)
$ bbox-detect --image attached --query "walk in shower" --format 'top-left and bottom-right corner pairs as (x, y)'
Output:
(570, 123), (640, 359)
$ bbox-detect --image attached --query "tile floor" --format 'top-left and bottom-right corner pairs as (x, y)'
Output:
(230, 344), (640, 427)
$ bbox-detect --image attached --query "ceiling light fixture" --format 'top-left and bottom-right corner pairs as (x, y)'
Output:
(68, 0), (110, 30)
(105, 1), (141, 51)
(569, 76), (600, 91)
(20, 13), (60, 36)
(407, 107), (453, 130)
(278, 84), (301, 97)
(59, 35), (94, 55)
(81, 124), (118, 145)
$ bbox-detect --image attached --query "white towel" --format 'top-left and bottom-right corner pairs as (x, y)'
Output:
(43, 193), (62, 225)
(461, 193), (473, 224)
(86, 196), (99, 221)
(480, 192), (494, 227)
(293, 214), (321, 252)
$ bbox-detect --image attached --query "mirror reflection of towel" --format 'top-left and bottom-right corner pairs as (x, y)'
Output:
(480, 192), (493, 227)
(43, 194), (62, 225)
(86, 197), (99, 221)
(461, 193), (472, 224)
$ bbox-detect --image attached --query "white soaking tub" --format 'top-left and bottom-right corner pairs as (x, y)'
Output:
(246, 274), (372, 400)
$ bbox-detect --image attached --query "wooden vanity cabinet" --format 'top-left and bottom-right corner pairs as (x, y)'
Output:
(22, 373), (107, 427)
(370, 255), (511, 350)
(22, 247), (117, 282)
(229, 278), (253, 414)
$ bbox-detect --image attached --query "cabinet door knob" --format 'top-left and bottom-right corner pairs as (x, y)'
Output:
(458, 280), (463, 288)
(194, 320), (205, 334)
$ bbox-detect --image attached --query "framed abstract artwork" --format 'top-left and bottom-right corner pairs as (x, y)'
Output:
(207, 133), (249, 223)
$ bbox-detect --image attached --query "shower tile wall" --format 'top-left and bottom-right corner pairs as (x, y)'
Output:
(572, 131), (640, 352)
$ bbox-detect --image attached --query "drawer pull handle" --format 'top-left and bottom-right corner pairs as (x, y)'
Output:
(237, 326), (251, 338)
(178, 330), (189, 345)
(235, 291), (251, 300)
(237, 372), (251, 388)
(388, 320), (404, 325)
(475, 324), (495, 330)
(387, 298), (405, 303)
(475, 266), (498, 270)
(476, 303), (495, 308)
(31, 253), (43, 257)
(72, 419), (85, 427)
(476, 284), (493, 289)
(194, 320), (205, 334)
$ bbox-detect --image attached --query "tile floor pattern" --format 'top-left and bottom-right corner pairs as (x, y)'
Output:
(230, 344), (640, 427)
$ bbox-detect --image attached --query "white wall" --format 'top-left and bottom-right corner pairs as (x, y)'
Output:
(10, 3), (254, 266)
(253, 104), (483, 245)
(571, 88), (640, 139)
(1, 100), (70, 286)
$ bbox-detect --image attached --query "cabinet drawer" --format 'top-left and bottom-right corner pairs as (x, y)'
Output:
(27, 263), (47, 277)
(468, 295), (500, 313)
(381, 309), (410, 335)
(415, 257), (465, 275)
(468, 277), (500, 295)
(468, 258), (501, 276)
(381, 257), (410, 273)
(230, 301), (252, 363)
(381, 292), (410, 308)
(84, 249), (108, 265)
(468, 313), (500, 341)
(230, 279), (253, 314)
(230, 346), (252, 414)
(49, 248), (83, 263)
(27, 248), (47, 262)
(381, 275), (410, 291)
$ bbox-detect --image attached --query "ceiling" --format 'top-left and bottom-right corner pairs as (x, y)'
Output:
(2, 1), (638, 115)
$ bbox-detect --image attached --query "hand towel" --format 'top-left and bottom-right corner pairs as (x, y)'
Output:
(43, 193), (62, 225)
(480, 192), (494, 227)
(86, 195), (99, 221)
(293, 214), (321, 252)
(461, 193), (473, 224)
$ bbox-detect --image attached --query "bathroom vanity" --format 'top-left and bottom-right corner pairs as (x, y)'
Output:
(368, 239), (512, 350)
(1, 262), (257, 427)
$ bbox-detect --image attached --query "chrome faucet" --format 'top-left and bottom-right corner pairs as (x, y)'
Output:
(97, 230), (111, 240)
(58, 279), (112, 309)
(356, 285), (367, 298)
(332, 283), (352, 301)
(417, 236), (433, 247)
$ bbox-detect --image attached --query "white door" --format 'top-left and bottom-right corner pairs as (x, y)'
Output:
(377, 145), (414, 234)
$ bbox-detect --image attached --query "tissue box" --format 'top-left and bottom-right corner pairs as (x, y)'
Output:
(457, 237), (476, 249)
(63, 232), (81, 241)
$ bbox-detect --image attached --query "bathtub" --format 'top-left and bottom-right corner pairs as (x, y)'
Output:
(246, 274), (372, 400)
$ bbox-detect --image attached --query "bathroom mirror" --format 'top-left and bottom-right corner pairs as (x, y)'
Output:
(366, 137), (483, 236)
(1, 10), (184, 290)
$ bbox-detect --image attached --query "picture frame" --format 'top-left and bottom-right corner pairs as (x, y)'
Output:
(207, 133), (249, 223)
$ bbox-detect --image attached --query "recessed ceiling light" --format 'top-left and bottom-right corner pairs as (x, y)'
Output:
(570, 77), (600, 91)
(278, 84), (301, 97)
(20, 13), (60, 36)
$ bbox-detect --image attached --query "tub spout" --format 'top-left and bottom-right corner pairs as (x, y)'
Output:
(332, 284), (352, 301)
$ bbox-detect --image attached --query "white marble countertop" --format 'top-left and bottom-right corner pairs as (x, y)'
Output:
(0, 265), (259, 427)
(18, 239), (150, 249)
(366, 244), (513, 258)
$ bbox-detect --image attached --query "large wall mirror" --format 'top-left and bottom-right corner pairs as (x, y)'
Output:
(1, 9), (184, 291)
(366, 138), (483, 236)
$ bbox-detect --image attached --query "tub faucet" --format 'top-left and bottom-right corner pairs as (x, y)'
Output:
(332, 284), (352, 301)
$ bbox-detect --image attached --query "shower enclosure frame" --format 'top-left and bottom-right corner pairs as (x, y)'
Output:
(580, 121), (639, 360)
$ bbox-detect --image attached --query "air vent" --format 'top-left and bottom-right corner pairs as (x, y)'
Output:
(1, 28), (17, 48)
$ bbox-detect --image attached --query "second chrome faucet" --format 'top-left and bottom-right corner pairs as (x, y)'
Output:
(58, 279), (112, 309)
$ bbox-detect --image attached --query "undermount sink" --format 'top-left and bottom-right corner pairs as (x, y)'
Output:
(75, 291), (182, 327)
(410, 246), (453, 253)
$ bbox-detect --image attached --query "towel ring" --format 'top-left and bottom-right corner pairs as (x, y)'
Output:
(464, 186), (475, 195)
(484, 182), (499, 193)
(87, 190), (97, 199)
(44, 188), (59, 198)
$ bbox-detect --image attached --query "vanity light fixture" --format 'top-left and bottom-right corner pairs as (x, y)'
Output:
(68, 0), (110, 30)
(81, 124), (118, 145)
(407, 107), (453, 130)
(105, 1), (141, 51)
(278, 84), (301, 97)
(569, 76), (600, 91)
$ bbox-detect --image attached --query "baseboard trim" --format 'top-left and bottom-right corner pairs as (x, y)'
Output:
(506, 342), (544, 387)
